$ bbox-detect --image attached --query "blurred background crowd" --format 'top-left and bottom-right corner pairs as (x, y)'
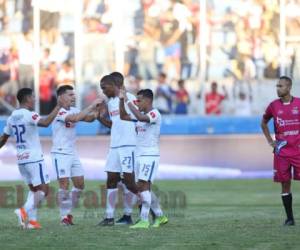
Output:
(0, 0), (300, 116)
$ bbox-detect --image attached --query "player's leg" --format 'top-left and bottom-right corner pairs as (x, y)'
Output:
(130, 180), (151, 229)
(15, 161), (50, 229)
(115, 180), (135, 225)
(150, 191), (168, 227)
(97, 148), (122, 226)
(66, 156), (85, 225)
(53, 153), (73, 225)
(116, 148), (139, 224)
(274, 154), (294, 226)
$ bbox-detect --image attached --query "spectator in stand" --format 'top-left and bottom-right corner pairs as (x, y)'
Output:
(18, 31), (34, 89)
(204, 81), (228, 115)
(155, 72), (174, 114)
(175, 79), (189, 114)
(57, 60), (75, 86)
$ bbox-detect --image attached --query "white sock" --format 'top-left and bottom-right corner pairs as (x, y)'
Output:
(23, 190), (45, 221)
(58, 188), (72, 219)
(106, 188), (118, 219)
(71, 187), (83, 209)
(140, 190), (151, 221)
(151, 191), (163, 217)
(122, 184), (137, 216)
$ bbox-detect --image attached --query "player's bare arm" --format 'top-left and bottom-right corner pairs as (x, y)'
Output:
(261, 118), (275, 148)
(65, 99), (102, 123)
(97, 102), (112, 128)
(0, 133), (9, 148)
(119, 89), (133, 121)
(38, 97), (63, 127)
(123, 91), (150, 123)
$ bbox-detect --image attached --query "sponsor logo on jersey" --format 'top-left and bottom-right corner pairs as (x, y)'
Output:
(136, 126), (146, 132)
(17, 152), (30, 161)
(32, 114), (39, 120)
(109, 110), (119, 117)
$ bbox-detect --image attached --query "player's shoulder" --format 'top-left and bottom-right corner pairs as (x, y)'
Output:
(268, 99), (281, 107)
(70, 106), (80, 113)
(148, 109), (161, 119)
(292, 97), (300, 104)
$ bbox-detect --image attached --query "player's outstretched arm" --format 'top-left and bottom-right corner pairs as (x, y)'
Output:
(65, 99), (102, 123)
(38, 104), (61, 127)
(0, 133), (9, 149)
(261, 118), (275, 148)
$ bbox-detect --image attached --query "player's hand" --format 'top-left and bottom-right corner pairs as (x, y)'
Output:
(91, 98), (103, 109)
(268, 140), (276, 148)
(119, 87), (126, 100)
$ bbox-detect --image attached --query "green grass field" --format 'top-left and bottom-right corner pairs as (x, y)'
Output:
(0, 179), (300, 250)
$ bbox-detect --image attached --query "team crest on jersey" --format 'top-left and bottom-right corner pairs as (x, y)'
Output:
(277, 110), (283, 115)
(32, 114), (39, 120)
(276, 117), (285, 127)
(59, 111), (67, 115)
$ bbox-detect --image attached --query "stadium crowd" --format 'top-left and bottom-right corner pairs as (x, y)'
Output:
(0, 0), (300, 115)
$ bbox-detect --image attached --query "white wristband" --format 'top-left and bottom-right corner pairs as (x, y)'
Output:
(126, 100), (131, 105)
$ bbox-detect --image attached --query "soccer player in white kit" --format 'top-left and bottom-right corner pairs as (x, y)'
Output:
(97, 74), (139, 226)
(0, 88), (62, 229)
(119, 88), (168, 228)
(51, 85), (101, 225)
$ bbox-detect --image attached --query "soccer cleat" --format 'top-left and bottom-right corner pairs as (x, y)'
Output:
(26, 220), (41, 229)
(61, 214), (75, 226)
(14, 208), (28, 228)
(115, 215), (133, 225)
(97, 218), (114, 226)
(130, 220), (150, 229)
(284, 219), (295, 226)
(152, 215), (169, 228)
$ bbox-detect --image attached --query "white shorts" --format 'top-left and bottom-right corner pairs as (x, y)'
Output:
(52, 153), (84, 179)
(18, 160), (50, 187)
(105, 147), (135, 174)
(136, 155), (159, 183)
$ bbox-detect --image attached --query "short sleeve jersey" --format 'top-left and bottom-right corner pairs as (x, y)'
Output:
(263, 97), (300, 156)
(136, 109), (161, 156)
(3, 108), (43, 164)
(51, 107), (80, 155)
(107, 92), (137, 148)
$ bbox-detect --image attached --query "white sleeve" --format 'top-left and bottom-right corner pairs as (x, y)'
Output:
(3, 119), (11, 135)
(28, 112), (41, 126)
(147, 110), (159, 124)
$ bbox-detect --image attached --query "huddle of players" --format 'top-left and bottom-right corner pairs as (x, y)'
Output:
(0, 71), (168, 229)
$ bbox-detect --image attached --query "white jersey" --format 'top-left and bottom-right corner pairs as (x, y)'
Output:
(136, 109), (161, 156)
(108, 92), (137, 148)
(51, 107), (80, 155)
(3, 108), (43, 164)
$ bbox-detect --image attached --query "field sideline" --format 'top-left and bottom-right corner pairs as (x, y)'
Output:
(0, 179), (300, 250)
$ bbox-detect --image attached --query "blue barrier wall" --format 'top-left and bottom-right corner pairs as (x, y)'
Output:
(0, 115), (272, 136)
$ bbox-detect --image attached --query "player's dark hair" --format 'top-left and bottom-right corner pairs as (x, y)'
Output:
(57, 85), (74, 96)
(100, 75), (116, 86)
(110, 72), (124, 87)
(159, 72), (167, 79)
(17, 88), (33, 104)
(280, 76), (292, 86)
(137, 89), (153, 101)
